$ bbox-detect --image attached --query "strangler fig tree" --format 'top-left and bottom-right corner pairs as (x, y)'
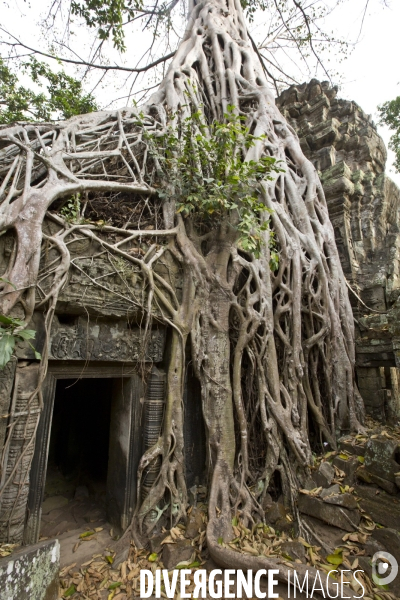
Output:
(0, 0), (363, 593)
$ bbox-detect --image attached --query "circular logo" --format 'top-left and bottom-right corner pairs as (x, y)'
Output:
(372, 551), (398, 586)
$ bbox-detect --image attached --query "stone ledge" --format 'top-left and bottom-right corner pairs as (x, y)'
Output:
(0, 538), (59, 600)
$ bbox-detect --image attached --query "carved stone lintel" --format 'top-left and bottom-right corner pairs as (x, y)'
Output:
(50, 318), (165, 362)
(17, 315), (166, 363)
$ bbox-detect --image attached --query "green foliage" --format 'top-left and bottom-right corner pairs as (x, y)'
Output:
(378, 96), (400, 173)
(71, 0), (144, 52)
(0, 312), (41, 369)
(60, 194), (83, 223)
(0, 57), (98, 124)
(149, 106), (282, 259)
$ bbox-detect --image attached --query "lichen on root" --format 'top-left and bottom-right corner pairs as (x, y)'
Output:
(0, 0), (363, 592)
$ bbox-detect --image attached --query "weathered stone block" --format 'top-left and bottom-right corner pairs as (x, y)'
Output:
(162, 540), (193, 569)
(277, 81), (400, 424)
(274, 517), (294, 533)
(323, 493), (357, 510)
(320, 484), (340, 498)
(298, 495), (360, 532)
(185, 508), (204, 539)
(371, 528), (400, 566)
(356, 465), (373, 484)
(363, 538), (385, 557)
(332, 455), (359, 485)
(368, 473), (398, 495)
(149, 533), (168, 555)
(265, 502), (286, 524)
(280, 541), (306, 563)
(355, 485), (400, 528)
(364, 437), (400, 492)
(314, 461), (335, 488)
(338, 437), (365, 457)
(303, 477), (318, 491)
(18, 315), (166, 363)
(0, 539), (59, 600)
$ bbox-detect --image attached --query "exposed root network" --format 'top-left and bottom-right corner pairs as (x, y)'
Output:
(0, 0), (364, 590)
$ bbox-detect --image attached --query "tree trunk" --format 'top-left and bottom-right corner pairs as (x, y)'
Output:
(0, 1), (364, 591)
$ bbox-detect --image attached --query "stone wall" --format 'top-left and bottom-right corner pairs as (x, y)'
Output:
(276, 80), (400, 421)
(0, 217), (175, 543)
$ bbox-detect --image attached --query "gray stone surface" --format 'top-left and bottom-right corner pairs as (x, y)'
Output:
(314, 461), (335, 488)
(277, 80), (400, 316)
(322, 492), (357, 510)
(41, 496), (69, 515)
(0, 539), (59, 600)
(0, 358), (16, 451)
(265, 502), (287, 524)
(17, 314), (166, 363)
(149, 533), (168, 555)
(162, 540), (194, 569)
(320, 484), (340, 499)
(367, 473), (398, 495)
(276, 80), (400, 422)
(280, 541), (306, 563)
(371, 528), (400, 565)
(298, 494), (360, 532)
(332, 455), (359, 485)
(185, 508), (204, 539)
(338, 437), (366, 457)
(364, 437), (400, 487)
(363, 538), (385, 557)
(355, 485), (400, 528)
(302, 477), (318, 491)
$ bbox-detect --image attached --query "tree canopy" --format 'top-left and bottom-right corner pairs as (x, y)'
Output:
(0, 57), (97, 124)
(0, 0), (375, 114)
(379, 95), (400, 173)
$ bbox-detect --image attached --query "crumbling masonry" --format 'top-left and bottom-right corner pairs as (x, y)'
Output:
(277, 79), (400, 422)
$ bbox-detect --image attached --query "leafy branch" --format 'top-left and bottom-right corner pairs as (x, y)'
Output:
(0, 316), (41, 369)
(0, 278), (41, 368)
(378, 95), (400, 174)
(148, 106), (282, 259)
(0, 56), (98, 124)
(60, 194), (84, 223)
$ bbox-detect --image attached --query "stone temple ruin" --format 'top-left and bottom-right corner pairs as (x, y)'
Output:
(277, 80), (400, 423)
(0, 79), (400, 552)
(0, 221), (206, 545)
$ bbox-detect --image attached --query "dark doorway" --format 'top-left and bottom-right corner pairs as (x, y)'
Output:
(25, 366), (143, 546)
(49, 378), (112, 487)
(40, 378), (113, 539)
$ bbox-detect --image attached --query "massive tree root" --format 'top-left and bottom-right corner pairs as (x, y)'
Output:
(0, 0), (363, 593)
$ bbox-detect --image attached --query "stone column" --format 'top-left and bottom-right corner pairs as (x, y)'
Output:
(0, 358), (16, 453)
(0, 362), (40, 543)
(356, 366), (387, 421)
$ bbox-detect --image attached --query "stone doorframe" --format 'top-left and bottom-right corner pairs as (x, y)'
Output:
(24, 361), (144, 545)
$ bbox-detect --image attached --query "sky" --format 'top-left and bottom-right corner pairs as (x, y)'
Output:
(2, 0), (400, 184)
(316, 0), (400, 185)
